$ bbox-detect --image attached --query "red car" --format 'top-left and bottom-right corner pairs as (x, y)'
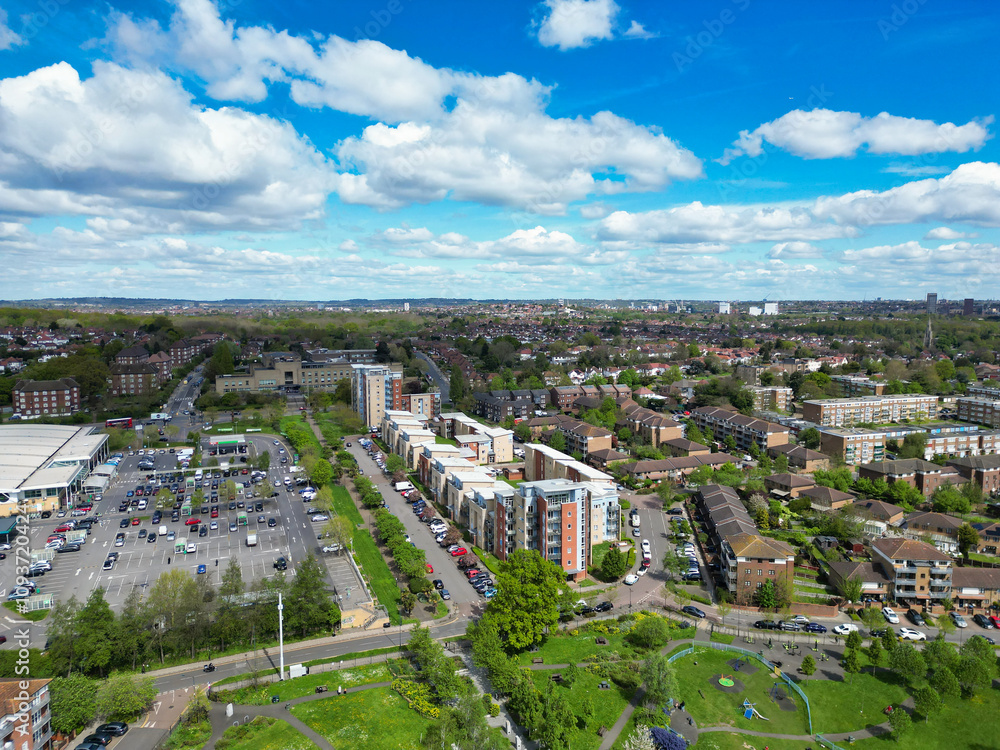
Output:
(450, 547), (468, 557)
(184, 518), (200, 526)
(466, 569), (480, 579)
(210, 509), (219, 518)
(990, 615), (1000, 629)
(425, 563), (433, 574)
(54, 525), (73, 533)
(130, 517), (141, 526)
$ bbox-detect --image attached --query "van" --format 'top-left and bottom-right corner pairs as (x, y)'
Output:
(158, 525), (167, 536)
(194, 470), (203, 481)
(246, 533), (258, 547)
(394, 481), (414, 493)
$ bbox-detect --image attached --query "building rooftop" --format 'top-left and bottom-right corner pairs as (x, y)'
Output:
(0, 425), (107, 493)
(872, 536), (952, 562)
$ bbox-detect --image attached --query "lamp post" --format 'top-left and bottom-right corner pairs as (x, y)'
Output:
(278, 592), (285, 681)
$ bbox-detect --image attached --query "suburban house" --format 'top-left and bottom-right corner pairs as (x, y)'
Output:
(799, 485), (855, 512)
(763, 473), (816, 499)
(767, 443), (830, 471)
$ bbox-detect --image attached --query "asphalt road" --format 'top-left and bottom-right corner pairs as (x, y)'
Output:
(346, 441), (484, 610)
(414, 351), (450, 403)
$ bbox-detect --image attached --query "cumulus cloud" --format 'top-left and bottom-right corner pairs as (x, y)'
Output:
(813, 161), (1000, 227)
(622, 20), (656, 39)
(924, 226), (976, 240)
(768, 241), (824, 259)
(536, 0), (618, 50)
(719, 109), (992, 164)
(0, 9), (23, 51)
(597, 201), (851, 244)
(0, 62), (335, 231)
(840, 241), (1000, 282)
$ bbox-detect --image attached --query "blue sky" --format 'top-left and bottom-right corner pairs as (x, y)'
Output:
(0, 0), (996, 301)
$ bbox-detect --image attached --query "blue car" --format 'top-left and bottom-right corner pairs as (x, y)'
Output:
(804, 622), (828, 634)
(483, 588), (497, 599)
(197, 564), (206, 574)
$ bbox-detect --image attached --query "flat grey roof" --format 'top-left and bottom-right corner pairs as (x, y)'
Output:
(0, 425), (107, 493)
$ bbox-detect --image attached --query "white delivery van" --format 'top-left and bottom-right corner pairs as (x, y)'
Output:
(246, 532), (258, 547)
(159, 525), (168, 536)
(394, 481), (414, 493)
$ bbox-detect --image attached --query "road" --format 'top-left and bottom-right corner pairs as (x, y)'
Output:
(346, 440), (484, 611)
(414, 351), (450, 403)
(151, 617), (469, 693)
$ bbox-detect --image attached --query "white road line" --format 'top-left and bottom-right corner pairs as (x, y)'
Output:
(75, 568), (81, 576)
(88, 571), (95, 580)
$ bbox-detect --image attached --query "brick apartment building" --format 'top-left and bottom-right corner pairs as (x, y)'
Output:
(857, 458), (959, 497)
(108, 362), (159, 397)
(0, 678), (52, 750)
(691, 406), (790, 452)
(957, 397), (1000, 428)
(13, 378), (81, 417)
(947, 454), (1000, 494)
(557, 419), (614, 460)
(748, 386), (793, 412)
(829, 375), (886, 396)
(400, 391), (441, 420)
(115, 344), (149, 365)
(802, 394), (938, 427)
(819, 428), (885, 465)
(147, 351), (173, 381)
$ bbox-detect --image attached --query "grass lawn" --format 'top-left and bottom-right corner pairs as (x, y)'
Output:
(471, 546), (502, 575)
(352, 529), (401, 623)
(435, 436), (458, 446)
(848, 687), (1000, 750)
(530, 670), (634, 750)
(292, 686), (433, 750)
(514, 630), (632, 666)
(213, 661), (395, 705)
(710, 632), (735, 644)
(682, 735), (819, 750)
(312, 409), (361, 444)
(279, 415), (322, 455)
(794, 566), (821, 579)
(2, 602), (48, 621)
(803, 667), (909, 734)
(578, 578), (596, 587)
(330, 485), (364, 526)
(591, 541), (613, 569)
(216, 716), (319, 750)
(673, 649), (810, 737)
(163, 719), (212, 750)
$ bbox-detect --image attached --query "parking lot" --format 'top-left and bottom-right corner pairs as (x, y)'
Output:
(14, 438), (305, 637)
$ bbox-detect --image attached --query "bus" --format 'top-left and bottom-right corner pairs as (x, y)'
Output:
(105, 417), (133, 429)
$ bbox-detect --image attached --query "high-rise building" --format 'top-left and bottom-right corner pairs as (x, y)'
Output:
(403, 302), (410, 312)
(964, 298), (975, 316)
(351, 364), (403, 429)
(717, 302), (731, 314)
(926, 292), (937, 315)
(763, 302), (779, 315)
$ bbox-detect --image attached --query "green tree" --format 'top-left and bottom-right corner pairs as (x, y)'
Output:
(846, 629), (863, 651)
(640, 654), (678, 707)
(486, 549), (565, 650)
(449, 365), (467, 403)
(515, 422), (532, 443)
(888, 706), (912, 741)
(889, 642), (927, 685)
(627, 617), (671, 650)
(538, 683), (576, 750)
(957, 523), (981, 561)
(842, 648), (862, 682)
(549, 430), (566, 452)
(76, 588), (116, 677)
(932, 485), (971, 514)
(800, 654), (817, 675)
(95, 673), (157, 721)
(930, 665), (960, 698)
(579, 694), (595, 729)
(601, 544), (627, 579)
(385, 454), (406, 475)
(839, 576), (863, 604)
(424, 688), (509, 750)
(286, 554), (340, 636)
(922, 636), (958, 675)
(913, 686), (942, 722)
(50, 673), (97, 735)
(866, 638), (883, 676)
(798, 427), (821, 449)
(755, 579), (777, 610)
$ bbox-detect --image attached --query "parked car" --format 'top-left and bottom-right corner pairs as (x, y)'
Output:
(682, 605), (706, 619)
(804, 623), (828, 634)
(898, 627), (927, 642)
(973, 613), (994, 629)
(906, 609), (926, 627)
(624, 574), (638, 585)
(754, 620), (779, 630)
(951, 612), (968, 628)
(595, 601), (613, 613)
(881, 606), (899, 624)
(833, 623), (859, 635)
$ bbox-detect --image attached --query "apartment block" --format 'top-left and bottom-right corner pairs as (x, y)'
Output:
(818, 428), (885, 465)
(522, 443), (615, 485)
(829, 375), (886, 397)
(857, 458), (956, 497)
(723, 533), (796, 605)
(802, 394), (938, 427)
(445, 468), (498, 523)
(108, 362), (159, 397)
(616, 452), (740, 482)
(432, 412), (514, 464)
(473, 391), (533, 422)
(620, 401), (683, 447)
(766, 443), (829, 471)
(115, 344), (149, 365)
(0, 678), (52, 750)
(557, 419), (613, 460)
(948, 454), (1000, 494)
(400, 391), (440, 420)
(352, 364), (404, 429)
(147, 350), (173, 380)
(13, 378), (81, 417)
(691, 406), (790, 452)
(748, 386), (793, 413)
(871, 537), (952, 605)
(957, 397), (1000, 428)
(416, 442), (464, 487)
(965, 384), (1000, 400)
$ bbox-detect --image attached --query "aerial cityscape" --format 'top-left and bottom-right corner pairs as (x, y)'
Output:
(0, 1), (997, 749)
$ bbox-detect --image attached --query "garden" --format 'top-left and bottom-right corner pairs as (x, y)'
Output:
(215, 716), (318, 750)
(292, 688), (433, 750)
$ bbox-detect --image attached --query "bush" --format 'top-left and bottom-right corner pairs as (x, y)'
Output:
(609, 662), (642, 691)
(489, 701), (500, 717)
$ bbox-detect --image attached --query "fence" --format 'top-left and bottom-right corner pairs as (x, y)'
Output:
(815, 735), (849, 749)
(667, 642), (813, 735)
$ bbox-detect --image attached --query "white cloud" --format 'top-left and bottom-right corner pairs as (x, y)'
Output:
(924, 226), (977, 240)
(881, 163), (951, 177)
(598, 201), (851, 244)
(622, 20), (656, 39)
(0, 62), (334, 231)
(840, 241), (1000, 281)
(579, 202), (612, 219)
(719, 109), (993, 164)
(536, 0), (618, 50)
(768, 241), (823, 259)
(814, 161), (1000, 227)
(0, 9), (23, 51)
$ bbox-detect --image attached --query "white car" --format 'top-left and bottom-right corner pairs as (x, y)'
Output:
(311, 514), (329, 522)
(641, 539), (651, 554)
(882, 606), (899, 624)
(833, 623), (859, 635)
(898, 627), (927, 642)
(791, 615), (810, 625)
(0, 544), (11, 551)
(273, 440), (280, 445)
(624, 574), (639, 585)
(321, 544), (341, 553)
(45, 539), (64, 550)
(636, 566), (647, 576)
(951, 612), (968, 628)
(186, 542), (196, 553)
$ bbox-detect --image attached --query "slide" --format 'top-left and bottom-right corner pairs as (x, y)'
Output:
(751, 707), (770, 721)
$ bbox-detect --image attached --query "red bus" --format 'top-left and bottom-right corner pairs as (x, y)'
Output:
(105, 417), (133, 429)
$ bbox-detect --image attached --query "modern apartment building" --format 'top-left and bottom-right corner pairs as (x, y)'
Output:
(802, 394), (938, 427)
(352, 364), (404, 429)
(957, 397), (1000, 428)
(0, 678), (52, 750)
(433, 413), (514, 464)
(818, 427), (885, 465)
(13, 378), (81, 417)
(400, 391), (441, 420)
(871, 537), (952, 605)
(557, 419), (613, 460)
(690, 406), (790, 452)
(522, 443), (615, 485)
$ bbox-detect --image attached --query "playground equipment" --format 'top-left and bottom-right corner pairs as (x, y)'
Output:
(742, 699), (770, 721)
(718, 675), (735, 687)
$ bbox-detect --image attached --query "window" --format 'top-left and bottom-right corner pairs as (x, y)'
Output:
(757, 581), (764, 588)
(769, 569), (775, 576)
(757, 569), (762, 576)
(744, 581), (751, 587)
(745, 568), (751, 575)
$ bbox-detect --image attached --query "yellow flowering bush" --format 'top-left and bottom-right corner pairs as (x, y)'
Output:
(391, 678), (441, 719)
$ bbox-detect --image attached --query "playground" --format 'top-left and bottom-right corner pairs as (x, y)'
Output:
(673, 648), (809, 738)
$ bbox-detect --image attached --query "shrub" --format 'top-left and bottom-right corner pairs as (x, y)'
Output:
(391, 678), (440, 719)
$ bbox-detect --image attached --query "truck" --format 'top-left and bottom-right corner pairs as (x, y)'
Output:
(394, 481), (414, 493)
(246, 532), (258, 547)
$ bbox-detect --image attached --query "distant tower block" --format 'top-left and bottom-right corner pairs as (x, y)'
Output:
(926, 292), (937, 315)
(718, 302), (731, 314)
(763, 302), (779, 315)
(404, 302), (410, 312)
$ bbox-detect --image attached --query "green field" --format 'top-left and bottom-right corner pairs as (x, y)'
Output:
(216, 717), (318, 750)
(291, 687), (433, 750)
(530, 670), (634, 750)
(213, 661), (395, 705)
(515, 630), (632, 666)
(330, 485), (364, 526)
(804, 668), (908, 734)
(673, 649), (811, 737)
(352, 529), (401, 623)
(312, 408), (362, 444)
